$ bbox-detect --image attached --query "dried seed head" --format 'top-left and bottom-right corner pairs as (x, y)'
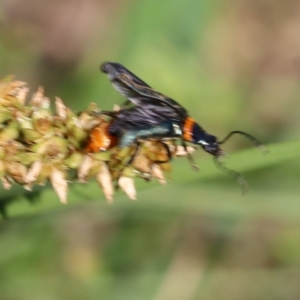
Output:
(0, 79), (27, 107)
(0, 121), (19, 142)
(132, 154), (151, 174)
(0, 110), (12, 124)
(77, 155), (93, 182)
(160, 162), (172, 173)
(113, 104), (121, 112)
(15, 151), (39, 166)
(30, 86), (44, 107)
(5, 161), (27, 184)
(16, 87), (29, 105)
(0, 140), (24, 156)
(16, 113), (34, 130)
(141, 140), (169, 162)
(78, 107), (102, 131)
(93, 151), (111, 162)
(29, 136), (68, 158)
(151, 165), (166, 184)
(32, 109), (53, 135)
(2, 177), (11, 190)
(23, 129), (44, 143)
(86, 102), (101, 113)
(55, 97), (67, 119)
(64, 152), (84, 169)
(26, 160), (43, 185)
(66, 115), (88, 144)
(16, 113), (45, 143)
(96, 163), (114, 203)
(49, 167), (68, 204)
(118, 176), (136, 200)
(120, 166), (136, 178)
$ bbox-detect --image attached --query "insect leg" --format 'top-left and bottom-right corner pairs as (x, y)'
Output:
(182, 140), (199, 171)
(99, 110), (118, 117)
(162, 141), (172, 161)
(121, 99), (131, 108)
(126, 141), (141, 166)
(213, 157), (249, 195)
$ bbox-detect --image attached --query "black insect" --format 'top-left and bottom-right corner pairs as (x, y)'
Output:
(98, 62), (266, 191)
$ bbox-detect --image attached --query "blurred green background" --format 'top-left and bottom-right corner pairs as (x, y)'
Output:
(1, 0), (300, 299)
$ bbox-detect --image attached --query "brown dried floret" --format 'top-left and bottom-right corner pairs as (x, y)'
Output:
(55, 97), (67, 120)
(118, 176), (136, 200)
(5, 161), (28, 184)
(2, 176), (11, 190)
(49, 167), (68, 204)
(25, 160), (43, 187)
(29, 86), (45, 107)
(77, 154), (94, 183)
(96, 163), (114, 203)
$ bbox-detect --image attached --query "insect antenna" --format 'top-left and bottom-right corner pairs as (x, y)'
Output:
(213, 156), (249, 195)
(218, 131), (268, 154)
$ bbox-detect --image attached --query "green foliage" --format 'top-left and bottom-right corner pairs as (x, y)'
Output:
(1, 0), (300, 299)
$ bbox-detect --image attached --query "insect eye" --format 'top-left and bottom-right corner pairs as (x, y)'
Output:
(206, 134), (217, 144)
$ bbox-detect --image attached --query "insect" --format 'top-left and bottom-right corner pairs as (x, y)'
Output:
(87, 62), (265, 191)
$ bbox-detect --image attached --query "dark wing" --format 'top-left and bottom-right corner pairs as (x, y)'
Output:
(108, 104), (183, 136)
(101, 62), (151, 88)
(100, 62), (187, 118)
(101, 62), (152, 107)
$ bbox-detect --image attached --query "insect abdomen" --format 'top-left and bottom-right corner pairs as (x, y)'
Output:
(85, 123), (118, 152)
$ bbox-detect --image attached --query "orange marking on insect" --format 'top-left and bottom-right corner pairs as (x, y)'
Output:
(85, 123), (118, 153)
(183, 117), (195, 142)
